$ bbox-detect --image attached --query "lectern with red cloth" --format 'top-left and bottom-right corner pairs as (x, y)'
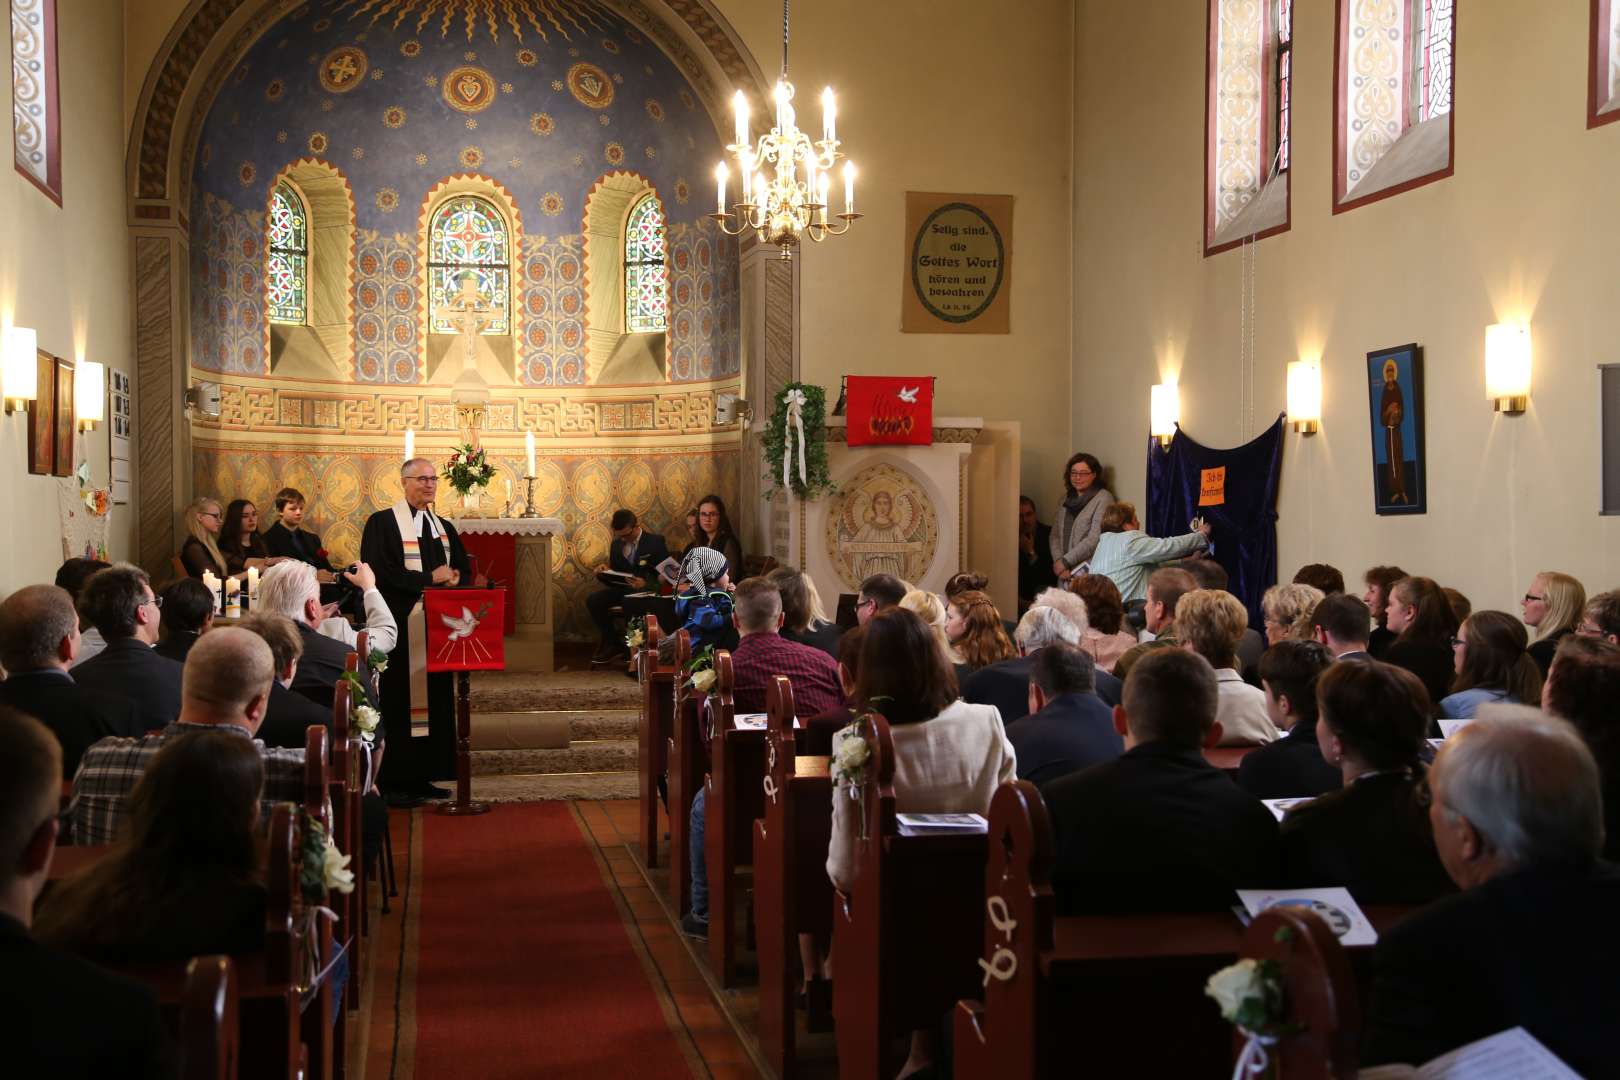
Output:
(845, 375), (935, 446)
(423, 588), (506, 815)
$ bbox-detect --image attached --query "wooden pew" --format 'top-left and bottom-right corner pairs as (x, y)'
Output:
(1237, 906), (1361, 1077)
(832, 713), (988, 1080)
(330, 676), (364, 1012)
(181, 955), (240, 1080)
(665, 631), (706, 916)
(637, 620), (672, 868)
(300, 726), (340, 1080)
(702, 650), (769, 987)
(752, 676), (835, 1080)
(952, 780), (1402, 1080)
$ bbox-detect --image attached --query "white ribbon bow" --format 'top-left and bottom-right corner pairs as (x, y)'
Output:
(782, 389), (808, 492)
(1231, 1030), (1279, 1080)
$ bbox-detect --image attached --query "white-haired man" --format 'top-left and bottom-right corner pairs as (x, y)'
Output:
(256, 560), (387, 712)
(359, 457), (472, 806)
(963, 603), (1121, 723)
(1361, 706), (1620, 1076)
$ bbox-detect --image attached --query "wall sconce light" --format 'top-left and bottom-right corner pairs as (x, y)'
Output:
(1150, 382), (1179, 449)
(76, 360), (105, 430)
(1485, 323), (1531, 414)
(3, 325), (39, 414)
(183, 381), (222, 419)
(1286, 359), (1322, 434)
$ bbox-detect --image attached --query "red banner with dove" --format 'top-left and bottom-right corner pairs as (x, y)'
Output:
(845, 376), (934, 446)
(423, 589), (507, 672)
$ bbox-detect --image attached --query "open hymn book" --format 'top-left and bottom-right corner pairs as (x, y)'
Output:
(1357, 1026), (1578, 1079)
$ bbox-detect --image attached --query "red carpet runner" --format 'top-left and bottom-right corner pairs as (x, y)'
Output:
(410, 803), (694, 1078)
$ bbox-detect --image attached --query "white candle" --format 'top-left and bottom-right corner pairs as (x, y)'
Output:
(404, 426), (415, 460)
(732, 90), (748, 148)
(202, 571), (220, 613)
(715, 161), (728, 215)
(774, 81), (788, 131)
(821, 87), (836, 143)
(225, 578), (241, 617)
(247, 565), (259, 599)
(754, 171), (767, 205)
(525, 430), (536, 476)
(505, 477), (513, 502)
(818, 172), (830, 223)
(843, 161), (856, 215)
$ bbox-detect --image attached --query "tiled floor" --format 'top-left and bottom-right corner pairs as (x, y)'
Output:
(576, 798), (766, 1079)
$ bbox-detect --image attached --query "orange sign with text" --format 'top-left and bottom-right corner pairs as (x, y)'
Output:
(1198, 467), (1227, 507)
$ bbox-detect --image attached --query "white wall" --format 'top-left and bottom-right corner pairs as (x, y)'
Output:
(1, 3), (134, 594)
(1073, 0), (1620, 612)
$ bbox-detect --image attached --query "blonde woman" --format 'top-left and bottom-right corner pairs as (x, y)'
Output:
(900, 587), (964, 676)
(1523, 571), (1587, 675)
(178, 496), (228, 580)
(1261, 583), (1325, 645)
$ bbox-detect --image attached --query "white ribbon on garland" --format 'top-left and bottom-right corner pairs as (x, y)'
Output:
(1230, 1029), (1279, 1080)
(781, 388), (808, 492)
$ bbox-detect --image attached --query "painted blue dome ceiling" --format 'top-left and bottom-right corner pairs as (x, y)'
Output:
(188, 0), (738, 386)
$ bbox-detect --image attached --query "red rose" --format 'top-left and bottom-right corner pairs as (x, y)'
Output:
(317, 548), (330, 559)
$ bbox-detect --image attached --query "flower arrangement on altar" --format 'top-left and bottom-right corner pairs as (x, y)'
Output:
(445, 442), (496, 496)
(763, 382), (835, 500)
(684, 643), (716, 692)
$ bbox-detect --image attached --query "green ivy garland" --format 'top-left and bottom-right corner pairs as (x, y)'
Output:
(762, 382), (835, 500)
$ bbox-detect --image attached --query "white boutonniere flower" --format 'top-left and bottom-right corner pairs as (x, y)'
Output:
(689, 667), (716, 693)
(322, 837), (356, 895)
(353, 704), (381, 743)
(830, 723), (871, 795)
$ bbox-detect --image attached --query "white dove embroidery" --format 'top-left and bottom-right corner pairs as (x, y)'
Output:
(897, 385), (920, 403)
(440, 606), (480, 641)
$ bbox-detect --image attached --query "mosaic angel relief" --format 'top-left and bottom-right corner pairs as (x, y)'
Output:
(825, 463), (939, 591)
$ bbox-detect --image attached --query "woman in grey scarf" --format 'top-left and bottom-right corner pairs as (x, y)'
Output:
(1049, 452), (1115, 582)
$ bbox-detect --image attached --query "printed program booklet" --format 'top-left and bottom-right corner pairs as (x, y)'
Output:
(895, 813), (988, 836)
(1235, 886), (1378, 947)
(1356, 1026), (1578, 1079)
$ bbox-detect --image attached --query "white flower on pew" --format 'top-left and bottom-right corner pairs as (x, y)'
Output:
(1206, 958), (1267, 1021)
(625, 621), (645, 650)
(353, 704), (382, 744)
(322, 837), (356, 896)
(689, 667), (717, 693)
(831, 723), (871, 796)
(1206, 955), (1293, 1079)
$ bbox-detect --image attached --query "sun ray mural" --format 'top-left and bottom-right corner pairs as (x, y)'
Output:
(331, 0), (613, 44)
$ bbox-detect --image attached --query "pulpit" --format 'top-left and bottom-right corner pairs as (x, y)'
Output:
(762, 417), (1021, 617)
(445, 517), (563, 673)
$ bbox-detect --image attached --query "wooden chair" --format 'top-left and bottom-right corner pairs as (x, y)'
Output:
(832, 713), (988, 1080)
(637, 621), (673, 869)
(752, 676), (835, 1080)
(181, 955), (240, 1080)
(665, 631), (706, 915)
(702, 650), (769, 986)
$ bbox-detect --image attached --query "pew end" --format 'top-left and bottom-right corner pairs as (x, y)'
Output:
(181, 955), (240, 1080)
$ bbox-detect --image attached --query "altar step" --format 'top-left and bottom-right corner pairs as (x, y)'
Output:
(462, 668), (642, 801)
(470, 738), (638, 776)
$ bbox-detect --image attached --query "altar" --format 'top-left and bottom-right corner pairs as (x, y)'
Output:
(445, 516), (563, 673)
(762, 416), (1022, 618)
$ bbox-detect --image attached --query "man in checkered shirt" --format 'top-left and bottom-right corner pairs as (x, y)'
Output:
(69, 627), (305, 846)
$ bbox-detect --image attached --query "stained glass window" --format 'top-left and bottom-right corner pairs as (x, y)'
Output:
(429, 195), (510, 334)
(267, 181), (308, 325)
(1274, 0), (1292, 173)
(624, 194), (667, 334)
(1414, 0), (1454, 122)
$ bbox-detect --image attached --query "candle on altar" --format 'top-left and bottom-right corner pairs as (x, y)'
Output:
(247, 565), (259, 599)
(224, 578), (241, 618)
(202, 570), (220, 612)
(525, 430), (537, 475)
(505, 477), (512, 502)
(404, 427), (415, 460)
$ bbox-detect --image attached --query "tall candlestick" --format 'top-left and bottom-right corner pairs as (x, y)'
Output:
(818, 172), (830, 224)
(525, 430), (537, 475)
(843, 161), (856, 215)
(715, 161), (728, 215)
(821, 87), (836, 143)
(404, 427), (415, 460)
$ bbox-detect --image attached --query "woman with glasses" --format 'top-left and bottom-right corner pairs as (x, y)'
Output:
(1440, 611), (1543, 720)
(691, 494), (744, 578)
(1278, 660), (1454, 905)
(178, 496), (228, 580)
(1049, 452), (1114, 583)
(1522, 571), (1586, 676)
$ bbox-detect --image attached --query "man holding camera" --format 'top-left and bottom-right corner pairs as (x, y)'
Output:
(360, 457), (473, 807)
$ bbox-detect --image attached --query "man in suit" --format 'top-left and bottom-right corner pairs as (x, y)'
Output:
(256, 560), (383, 713)
(152, 577), (214, 663)
(1009, 641), (1122, 785)
(1016, 496), (1057, 611)
(236, 612), (335, 750)
(1311, 593), (1374, 661)
(856, 573), (908, 625)
(0, 711), (169, 1076)
(586, 508), (672, 665)
(360, 458), (473, 805)
(1361, 710), (1620, 1076)
(1236, 640), (1342, 799)
(965, 605), (1121, 724)
(70, 628), (306, 846)
(1043, 648), (1281, 915)
(70, 564), (184, 732)
(263, 486), (339, 575)
(0, 586), (144, 776)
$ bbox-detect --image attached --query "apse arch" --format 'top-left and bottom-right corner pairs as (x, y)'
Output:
(416, 174), (526, 386)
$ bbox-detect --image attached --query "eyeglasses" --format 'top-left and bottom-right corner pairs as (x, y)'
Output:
(199, 511), (222, 520)
(856, 597), (876, 610)
(1069, 468), (1095, 478)
(1523, 593), (1545, 603)
(141, 595), (163, 610)
(1448, 636), (1466, 648)
(403, 474), (439, 483)
(1577, 622), (1606, 637)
